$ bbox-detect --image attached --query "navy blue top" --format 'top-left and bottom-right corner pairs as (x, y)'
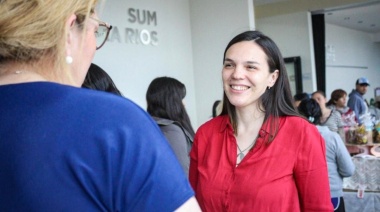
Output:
(0, 82), (194, 211)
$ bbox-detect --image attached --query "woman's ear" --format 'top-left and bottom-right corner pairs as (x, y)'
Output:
(65, 14), (77, 56)
(269, 70), (279, 87)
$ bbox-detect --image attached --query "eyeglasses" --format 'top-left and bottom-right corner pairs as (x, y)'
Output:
(92, 18), (112, 50)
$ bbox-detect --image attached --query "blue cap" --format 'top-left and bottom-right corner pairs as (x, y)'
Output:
(356, 77), (370, 86)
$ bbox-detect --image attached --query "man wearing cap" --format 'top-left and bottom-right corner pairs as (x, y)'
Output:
(347, 77), (370, 124)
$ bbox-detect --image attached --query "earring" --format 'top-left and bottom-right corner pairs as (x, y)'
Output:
(65, 56), (73, 64)
(267, 86), (271, 90)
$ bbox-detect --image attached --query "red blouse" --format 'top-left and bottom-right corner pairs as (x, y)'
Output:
(189, 115), (333, 212)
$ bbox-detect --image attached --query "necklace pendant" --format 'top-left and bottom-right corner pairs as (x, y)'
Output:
(239, 153), (245, 160)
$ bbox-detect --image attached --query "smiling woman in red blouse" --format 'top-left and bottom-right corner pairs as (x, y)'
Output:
(189, 31), (333, 212)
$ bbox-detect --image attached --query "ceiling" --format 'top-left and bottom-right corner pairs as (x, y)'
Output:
(323, 2), (380, 34)
(254, 0), (380, 34)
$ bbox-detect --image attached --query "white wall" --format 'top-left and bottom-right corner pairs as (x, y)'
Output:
(92, 1), (380, 130)
(256, 11), (380, 104)
(325, 23), (380, 101)
(93, 0), (255, 129)
(190, 0), (255, 127)
(256, 11), (317, 94)
(93, 0), (197, 126)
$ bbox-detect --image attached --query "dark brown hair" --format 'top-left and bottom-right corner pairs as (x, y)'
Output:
(146, 76), (195, 136)
(326, 89), (347, 106)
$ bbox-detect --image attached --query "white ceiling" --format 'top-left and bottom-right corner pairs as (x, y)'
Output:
(253, 0), (287, 5)
(324, 2), (380, 34)
(254, 0), (287, 5)
(254, 0), (380, 34)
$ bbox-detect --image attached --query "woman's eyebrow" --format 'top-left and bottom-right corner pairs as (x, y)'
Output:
(224, 58), (234, 63)
(246, 61), (260, 65)
(224, 58), (260, 65)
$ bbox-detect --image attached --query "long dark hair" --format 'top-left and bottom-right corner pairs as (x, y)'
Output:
(146, 76), (195, 136)
(82, 63), (123, 96)
(220, 30), (300, 143)
(297, 99), (322, 125)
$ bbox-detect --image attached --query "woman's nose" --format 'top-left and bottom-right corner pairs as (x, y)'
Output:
(231, 66), (244, 79)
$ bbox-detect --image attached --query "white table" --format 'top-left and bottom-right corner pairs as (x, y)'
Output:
(343, 156), (380, 191)
(342, 156), (380, 212)
(343, 191), (380, 212)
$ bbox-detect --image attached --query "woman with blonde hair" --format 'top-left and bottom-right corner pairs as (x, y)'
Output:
(0, 0), (199, 211)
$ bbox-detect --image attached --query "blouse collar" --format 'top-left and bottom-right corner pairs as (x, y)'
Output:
(218, 114), (274, 139)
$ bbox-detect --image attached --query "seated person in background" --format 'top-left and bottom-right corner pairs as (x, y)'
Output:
(326, 89), (357, 127)
(293, 92), (310, 107)
(298, 99), (355, 212)
(312, 90), (344, 133)
(146, 76), (195, 176)
(82, 63), (123, 96)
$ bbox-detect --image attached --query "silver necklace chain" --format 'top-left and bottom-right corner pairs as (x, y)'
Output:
(237, 135), (258, 161)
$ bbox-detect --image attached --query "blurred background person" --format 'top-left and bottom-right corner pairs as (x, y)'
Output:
(82, 63), (123, 96)
(298, 99), (355, 212)
(0, 1), (200, 211)
(312, 90), (344, 133)
(348, 77), (370, 125)
(368, 98), (380, 121)
(146, 76), (195, 176)
(326, 89), (357, 127)
(293, 92), (310, 107)
(326, 89), (362, 155)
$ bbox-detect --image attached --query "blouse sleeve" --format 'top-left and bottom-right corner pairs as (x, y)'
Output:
(189, 130), (200, 192)
(293, 124), (333, 212)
